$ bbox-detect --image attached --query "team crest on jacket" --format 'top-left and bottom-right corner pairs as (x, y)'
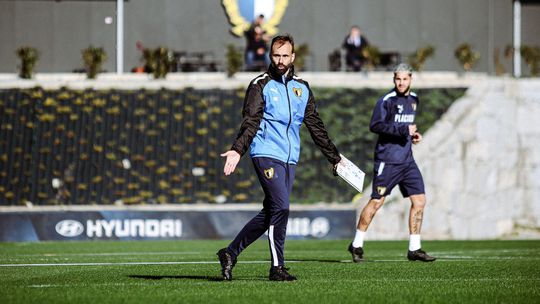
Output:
(264, 167), (274, 179)
(221, 0), (289, 37)
(377, 186), (386, 196)
(412, 102), (417, 111)
(293, 87), (302, 97)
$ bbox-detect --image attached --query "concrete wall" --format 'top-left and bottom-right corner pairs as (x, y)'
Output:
(359, 77), (540, 240)
(1, 0), (539, 73)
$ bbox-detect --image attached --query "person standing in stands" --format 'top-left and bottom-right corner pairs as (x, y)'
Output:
(342, 25), (369, 72)
(348, 63), (436, 263)
(218, 34), (343, 281)
(244, 15), (270, 71)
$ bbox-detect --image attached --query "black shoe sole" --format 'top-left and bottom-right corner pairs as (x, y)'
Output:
(348, 244), (364, 263)
(216, 249), (233, 280)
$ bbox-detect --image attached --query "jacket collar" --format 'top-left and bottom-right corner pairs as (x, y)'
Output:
(268, 64), (295, 84)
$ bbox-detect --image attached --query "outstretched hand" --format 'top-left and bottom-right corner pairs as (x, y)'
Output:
(221, 150), (241, 176)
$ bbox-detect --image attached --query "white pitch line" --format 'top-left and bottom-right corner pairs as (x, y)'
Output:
(1, 257), (526, 267)
(0, 260), (296, 267)
(28, 282), (152, 288)
(16, 251), (204, 257)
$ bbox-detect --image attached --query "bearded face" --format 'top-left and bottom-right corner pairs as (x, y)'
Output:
(271, 42), (295, 75)
(394, 72), (412, 95)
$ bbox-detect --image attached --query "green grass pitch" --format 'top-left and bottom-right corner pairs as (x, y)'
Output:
(1, 240), (539, 303)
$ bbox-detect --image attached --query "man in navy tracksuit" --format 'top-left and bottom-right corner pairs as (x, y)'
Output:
(348, 63), (436, 263)
(218, 35), (342, 281)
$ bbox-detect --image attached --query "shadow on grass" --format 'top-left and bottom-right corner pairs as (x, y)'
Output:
(129, 274), (223, 281)
(128, 275), (267, 281)
(290, 259), (348, 263)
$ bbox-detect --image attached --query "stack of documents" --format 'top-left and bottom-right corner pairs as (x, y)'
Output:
(335, 154), (365, 193)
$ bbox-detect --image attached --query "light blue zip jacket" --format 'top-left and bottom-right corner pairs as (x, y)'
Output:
(231, 65), (340, 165)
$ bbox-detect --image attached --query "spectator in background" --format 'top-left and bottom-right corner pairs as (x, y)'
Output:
(342, 26), (369, 72)
(245, 15), (270, 71)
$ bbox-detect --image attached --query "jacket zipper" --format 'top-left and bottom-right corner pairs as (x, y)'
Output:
(284, 80), (292, 164)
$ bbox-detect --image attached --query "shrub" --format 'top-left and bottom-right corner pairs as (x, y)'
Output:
(82, 46), (107, 79)
(16, 46), (39, 79)
(225, 44), (242, 77)
(294, 43), (310, 71)
(408, 45), (435, 71)
(142, 47), (174, 79)
(454, 43), (480, 72)
(362, 45), (381, 71)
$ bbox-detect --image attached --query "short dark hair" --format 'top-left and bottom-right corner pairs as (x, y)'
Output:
(270, 34), (295, 53)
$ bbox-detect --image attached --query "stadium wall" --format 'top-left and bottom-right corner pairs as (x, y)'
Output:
(0, 0), (539, 73)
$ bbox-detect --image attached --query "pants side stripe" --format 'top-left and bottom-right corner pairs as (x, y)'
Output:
(268, 225), (278, 267)
(377, 162), (386, 176)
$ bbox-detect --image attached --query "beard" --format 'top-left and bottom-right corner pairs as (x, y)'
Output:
(273, 62), (293, 75)
(396, 84), (410, 95)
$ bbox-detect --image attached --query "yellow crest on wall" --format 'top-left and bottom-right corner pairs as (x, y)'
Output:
(222, 0), (289, 37)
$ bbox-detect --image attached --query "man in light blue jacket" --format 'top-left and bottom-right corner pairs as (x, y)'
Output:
(218, 34), (342, 281)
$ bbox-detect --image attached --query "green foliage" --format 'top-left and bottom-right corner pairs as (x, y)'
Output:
(16, 46), (39, 79)
(454, 43), (480, 72)
(408, 45), (435, 71)
(504, 44), (540, 77)
(225, 44), (243, 77)
(494, 47), (505, 76)
(142, 47), (174, 79)
(0, 87), (464, 205)
(82, 46), (107, 79)
(294, 43), (309, 71)
(520, 45), (540, 77)
(504, 44), (514, 59)
(362, 45), (381, 71)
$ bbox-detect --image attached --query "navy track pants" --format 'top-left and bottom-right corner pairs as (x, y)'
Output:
(227, 157), (295, 266)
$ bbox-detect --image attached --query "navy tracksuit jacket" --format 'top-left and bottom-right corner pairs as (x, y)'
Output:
(369, 89), (425, 198)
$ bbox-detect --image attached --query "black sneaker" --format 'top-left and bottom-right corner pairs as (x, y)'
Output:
(269, 266), (297, 281)
(348, 243), (364, 263)
(216, 248), (237, 280)
(407, 249), (436, 262)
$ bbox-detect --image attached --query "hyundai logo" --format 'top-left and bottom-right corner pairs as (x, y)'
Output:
(55, 220), (84, 237)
